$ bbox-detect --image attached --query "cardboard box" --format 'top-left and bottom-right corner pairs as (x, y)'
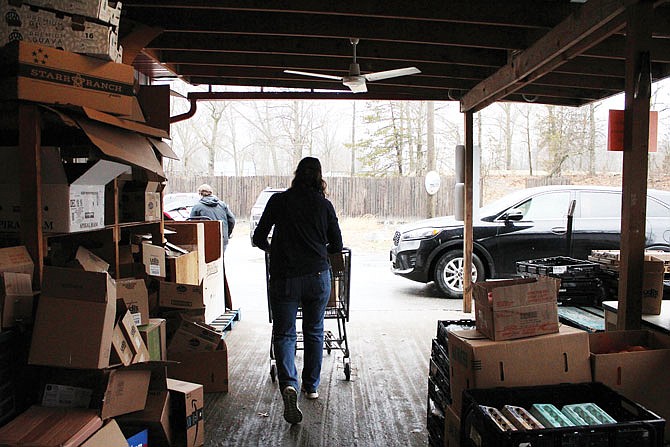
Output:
(0, 272), (34, 329)
(0, 246), (34, 281)
(473, 276), (561, 340)
(121, 181), (162, 223)
(159, 281), (206, 310)
(21, 0), (122, 27)
(111, 306), (136, 367)
(165, 221), (223, 282)
(590, 330), (670, 439)
(76, 246), (110, 272)
(40, 366), (151, 419)
(43, 147), (129, 233)
(167, 378), (204, 447)
(167, 249), (200, 286)
(0, 1), (122, 61)
(29, 267), (117, 369)
(142, 242), (166, 278)
(167, 319), (221, 354)
(0, 406), (102, 447)
(42, 384), (93, 408)
(126, 428), (149, 447)
(80, 420), (129, 447)
(0, 41), (134, 114)
(168, 340), (228, 393)
(138, 318), (167, 361)
(447, 325), (592, 414)
(444, 405), (460, 447)
(117, 390), (173, 447)
(641, 255), (664, 315)
(117, 278), (149, 326)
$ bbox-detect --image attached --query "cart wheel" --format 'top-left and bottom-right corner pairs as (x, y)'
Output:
(344, 362), (351, 381)
(270, 364), (277, 383)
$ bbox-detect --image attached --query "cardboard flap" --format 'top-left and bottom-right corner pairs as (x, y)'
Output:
(75, 118), (166, 179)
(83, 107), (169, 139)
(41, 146), (69, 184)
(73, 159), (130, 186)
(42, 267), (114, 302)
(148, 137), (179, 160)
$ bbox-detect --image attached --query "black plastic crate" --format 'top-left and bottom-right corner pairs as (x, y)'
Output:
(461, 382), (665, 447)
(431, 338), (450, 371)
(428, 376), (451, 411)
(427, 397), (445, 447)
(436, 319), (476, 348)
(517, 256), (601, 278)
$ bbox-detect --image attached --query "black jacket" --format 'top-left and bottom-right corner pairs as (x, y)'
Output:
(252, 186), (343, 279)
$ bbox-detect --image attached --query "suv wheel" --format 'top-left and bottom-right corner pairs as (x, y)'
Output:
(434, 250), (485, 298)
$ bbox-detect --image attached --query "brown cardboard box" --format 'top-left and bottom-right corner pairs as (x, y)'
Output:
(120, 180), (162, 223)
(0, 272), (34, 329)
(167, 378), (204, 447)
(117, 390), (173, 446)
(165, 221), (223, 282)
(444, 405), (460, 447)
(159, 281), (206, 310)
(21, 0), (122, 27)
(0, 245), (35, 281)
(75, 246), (110, 273)
(111, 311), (134, 366)
(0, 41), (133, 114)
(0, 406), (102, 447)
(40, 366), (151, 419)
(473, 276), (561, 340)
(117, 278), (149, 326)
(167, 249), (200, 286)
(117, 300), (148, 356)
(167, 319), (221, 354)
(641, 255), (665, 315)
(590, 330), (670, 439)
(139, 318), (167, 361)
(0, 1), (122, 61)
(80, 420), (129, 447)
(168, 340), (229, 393)
(29, 267), (117, 369)
(447, 325), (591, 414)
(142, 242), (166, 278)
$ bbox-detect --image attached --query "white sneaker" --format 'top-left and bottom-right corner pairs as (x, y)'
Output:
(301, 385), (319, 399)
(281, 386), (303, 424)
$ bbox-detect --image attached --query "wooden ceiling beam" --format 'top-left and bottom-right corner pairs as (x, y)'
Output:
(122, 0), (577, 29)
(460, 0), (632, 113)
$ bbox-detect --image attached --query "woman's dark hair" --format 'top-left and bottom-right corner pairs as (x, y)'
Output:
(291, 157), (327, 196)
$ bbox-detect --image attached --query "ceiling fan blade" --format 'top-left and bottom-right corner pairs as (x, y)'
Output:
(284, 70), (342, 81)
(346, 82), (368, 93)
(364, 67), (421, 82)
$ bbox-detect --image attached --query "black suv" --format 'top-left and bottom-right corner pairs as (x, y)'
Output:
(390, 185), (670, 298)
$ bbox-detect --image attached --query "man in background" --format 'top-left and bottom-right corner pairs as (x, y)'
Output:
(190, 183), (236, 251)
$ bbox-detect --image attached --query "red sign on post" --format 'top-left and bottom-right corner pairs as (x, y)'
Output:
(607, 109), (658, 152)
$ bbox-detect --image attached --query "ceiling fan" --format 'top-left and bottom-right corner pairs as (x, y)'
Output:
(284, 38), (421, 93)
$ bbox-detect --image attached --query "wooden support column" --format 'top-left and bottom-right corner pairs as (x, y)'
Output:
(18, 104), (43, 287)
(618, 0), (653, 330)
(462, 111), (474, 313)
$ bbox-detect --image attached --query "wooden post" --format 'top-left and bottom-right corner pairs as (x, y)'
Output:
(18, 104), (43, 288)
(618, 0), (653, 330)
(463, 111), (474, 313)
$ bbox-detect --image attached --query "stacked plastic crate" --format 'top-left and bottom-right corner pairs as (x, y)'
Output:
(427, 319), (476, 447)
(516, 256), (604, 306)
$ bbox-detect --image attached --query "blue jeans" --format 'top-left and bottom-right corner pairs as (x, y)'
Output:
(270, 269), (331, 391)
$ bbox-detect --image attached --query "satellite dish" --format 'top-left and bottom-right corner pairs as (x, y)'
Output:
(425, 171), (441, 195)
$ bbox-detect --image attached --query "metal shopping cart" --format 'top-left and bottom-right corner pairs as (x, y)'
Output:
(266, 248), (352, 381)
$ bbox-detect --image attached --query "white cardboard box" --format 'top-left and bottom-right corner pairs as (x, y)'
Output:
(20, 0), (122, 27)
(0, 1), (122, 62)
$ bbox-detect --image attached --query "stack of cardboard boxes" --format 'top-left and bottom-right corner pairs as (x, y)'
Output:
(0, 242), (213, 447)
(441, 275), (670, 446)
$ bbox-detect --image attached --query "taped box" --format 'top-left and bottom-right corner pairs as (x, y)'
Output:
(0, 0), (122, 62)
(474, 276), (561, 341)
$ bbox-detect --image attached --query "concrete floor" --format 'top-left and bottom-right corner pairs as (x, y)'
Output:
(202, 230), (471, 447)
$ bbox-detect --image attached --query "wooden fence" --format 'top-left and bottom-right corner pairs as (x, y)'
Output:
(166, 175), (456, 221)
